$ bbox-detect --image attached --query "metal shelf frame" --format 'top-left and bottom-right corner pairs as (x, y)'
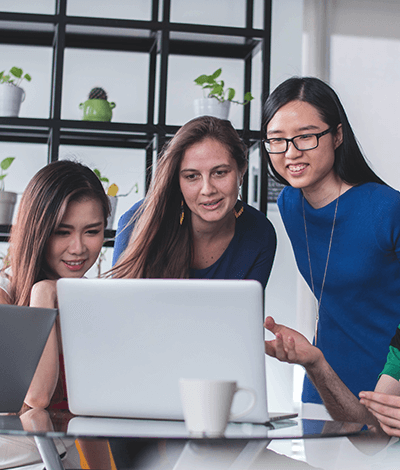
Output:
(0, 0), (272, 225)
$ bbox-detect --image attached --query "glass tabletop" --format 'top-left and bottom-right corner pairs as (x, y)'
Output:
(0, 409), (366, 441)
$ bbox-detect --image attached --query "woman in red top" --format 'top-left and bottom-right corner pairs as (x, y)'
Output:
(0, 160), (109, 408)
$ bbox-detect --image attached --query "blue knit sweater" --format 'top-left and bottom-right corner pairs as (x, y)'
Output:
(112, 200), (276, 289)
(278, 183), (400, 403)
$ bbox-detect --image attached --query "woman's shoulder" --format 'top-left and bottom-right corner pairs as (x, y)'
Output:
(349, 183), (400, 210)
(118, 199), (144, 224)
(239, 202), (276, 239)
(276, 186), (301, 211)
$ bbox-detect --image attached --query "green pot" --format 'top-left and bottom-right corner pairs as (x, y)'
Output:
(79, 99), (116, 122)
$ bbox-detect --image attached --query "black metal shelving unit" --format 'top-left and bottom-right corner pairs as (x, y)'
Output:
(0, 0), (272, 243)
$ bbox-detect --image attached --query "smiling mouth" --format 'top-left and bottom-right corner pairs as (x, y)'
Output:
(288, 163), (308, 173)
(202, 199), (222, 208)
(63, 260), (85, 267)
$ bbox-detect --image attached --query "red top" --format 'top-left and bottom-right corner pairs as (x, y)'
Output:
(48, 354), (68, 410)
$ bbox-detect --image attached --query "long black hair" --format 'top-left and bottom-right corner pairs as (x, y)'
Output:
(262, 76), (386, 186)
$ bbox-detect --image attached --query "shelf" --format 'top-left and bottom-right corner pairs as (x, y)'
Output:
(0, 1), (272, 212)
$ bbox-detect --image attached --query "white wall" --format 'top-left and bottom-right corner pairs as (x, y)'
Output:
(328, 0), (400, 190)
(264, 0), (304, 413)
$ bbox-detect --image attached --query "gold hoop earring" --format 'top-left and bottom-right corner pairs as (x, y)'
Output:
(233, 200), (244, 219)
(180, 200), (185, 225)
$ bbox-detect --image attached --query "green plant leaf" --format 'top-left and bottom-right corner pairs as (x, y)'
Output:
(194, 75), (209, 85)
(10, 67), (22, 79)
(227, 88), (235, 101)
(244, 92), (254, 102)
(211, 84), (223, 96)
(100, 177), (109, 183)
(0, 157), (15, 171)
(24, 74), (32, 82)
(0, 175), (6, 181)
(94, 168), (101, 178)
(211, 68), (222, 79)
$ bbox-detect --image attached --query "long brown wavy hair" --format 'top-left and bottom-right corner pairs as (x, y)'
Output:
(3, 160), (110, 306)
(111, 115), (248, 279)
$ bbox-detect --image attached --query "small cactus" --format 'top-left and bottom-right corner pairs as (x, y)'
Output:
(88, 87), (108, 100)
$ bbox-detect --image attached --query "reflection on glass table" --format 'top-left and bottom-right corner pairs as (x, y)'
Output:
(3, 409), (400, 470)
(0, 409), (379, 470)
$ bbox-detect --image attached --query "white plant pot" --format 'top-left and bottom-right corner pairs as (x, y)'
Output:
(107, 196), (118, 230)
(0, 191), (17, 225)
(194, 98), (231, 120)
(0, 84), (25, 117)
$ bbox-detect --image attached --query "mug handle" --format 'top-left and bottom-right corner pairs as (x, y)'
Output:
(21, 89), (26, 102)
(109, 102), (116, 109)
(230, 386), (257, 420)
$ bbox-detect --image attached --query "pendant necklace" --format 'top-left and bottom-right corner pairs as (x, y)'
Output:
(302, 189), (341, 346)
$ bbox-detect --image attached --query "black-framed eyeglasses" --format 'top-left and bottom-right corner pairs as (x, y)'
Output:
(263, 127), (333, 154)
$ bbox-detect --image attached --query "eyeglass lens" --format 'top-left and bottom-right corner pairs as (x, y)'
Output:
(265, 134), (318, 153)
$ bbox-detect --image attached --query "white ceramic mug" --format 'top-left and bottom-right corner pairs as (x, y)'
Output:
(179, 379), (257, 438)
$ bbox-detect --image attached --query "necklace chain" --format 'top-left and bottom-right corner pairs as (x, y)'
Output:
(302, 192), (340, 346)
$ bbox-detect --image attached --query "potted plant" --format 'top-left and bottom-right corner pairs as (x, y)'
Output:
(0, 157), (17, 225)
(0, 67), (32, 117)
(80, 87), (116, 122)
(194, 68), (254, 120)
(94, 168), (139, 230)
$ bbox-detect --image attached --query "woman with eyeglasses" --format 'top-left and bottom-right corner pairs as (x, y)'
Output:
(262, 76), (400, 418)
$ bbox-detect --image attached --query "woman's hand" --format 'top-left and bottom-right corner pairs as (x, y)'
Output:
(264, 316), (323, 369)
(359, 391), (400, 437)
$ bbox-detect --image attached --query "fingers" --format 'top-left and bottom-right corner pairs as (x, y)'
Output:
(264, 334), (295, 364)
(264, 340), (277, 358)
(377, 421), (400, 438)
(360, 391), (400, 407)
(264, 316), (277, 332)
(359, 391), (400, 435)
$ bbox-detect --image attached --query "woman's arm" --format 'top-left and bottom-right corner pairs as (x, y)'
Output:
(24, 280), (59, 408)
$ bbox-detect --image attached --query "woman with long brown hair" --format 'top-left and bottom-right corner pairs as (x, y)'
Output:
(1, 160), (110, 409)
(112, 116), (276, 288)
(0, 160), (111, 468)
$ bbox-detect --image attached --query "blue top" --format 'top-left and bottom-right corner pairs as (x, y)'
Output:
(278, 183), (400, 404)
(113, 200), (277, 289)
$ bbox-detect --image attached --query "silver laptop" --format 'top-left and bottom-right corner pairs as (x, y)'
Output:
(57, 278), (294, 424)
(0, 304), (57, 412)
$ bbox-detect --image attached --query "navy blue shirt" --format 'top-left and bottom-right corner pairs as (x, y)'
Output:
(113, 201), (276, 289)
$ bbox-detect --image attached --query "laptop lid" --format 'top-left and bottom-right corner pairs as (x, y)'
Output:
(57, 278), (269, 423)
(0, 304), (57, 413)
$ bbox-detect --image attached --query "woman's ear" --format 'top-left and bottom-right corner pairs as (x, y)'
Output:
(334, 124), (343, 150)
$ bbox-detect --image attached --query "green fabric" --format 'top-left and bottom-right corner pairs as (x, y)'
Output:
(380, 344), (400, 381)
